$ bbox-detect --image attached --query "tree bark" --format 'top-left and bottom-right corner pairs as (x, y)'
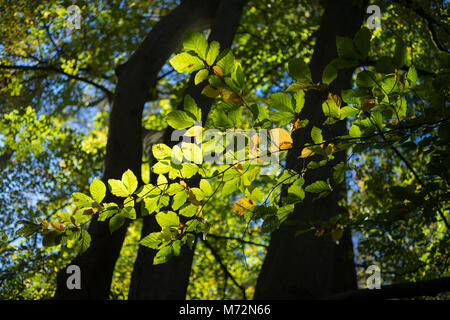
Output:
(254, 0), (367, 299)
(54, 0), (220, 299)
(128, 0), (248, 300)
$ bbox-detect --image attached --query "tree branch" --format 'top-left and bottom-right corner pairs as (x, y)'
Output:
(0, 64), (113, 100)
(326, 276), (450, 300)
(359, 60), (435, 77)
(207, 233), (268, 248)
(393, 0), (449, 53)
(202, 238), (247, 299)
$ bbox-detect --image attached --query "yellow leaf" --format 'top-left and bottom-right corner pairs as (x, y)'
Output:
(232, 198), (256, 215)
(325, 143), (334, 156)
(298, 147), (313, 158)
(219, 89), (243, 104)
(291, 118), (300, 132)
(233, 162), (243, 173)
(213, 65), (224, 77)
(201, 85), (219, 98)
(38, 218), (48, 229)
(328, 92), (342, 108)
(269, 128), (293, 152)
(362, 97), (376, 113)
(50, 221), (64, 231)
(315, 227), (325, 237)
(188, 189), (202, 206)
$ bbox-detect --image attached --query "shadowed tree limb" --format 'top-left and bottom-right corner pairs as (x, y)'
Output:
(203, 238), (247, 299)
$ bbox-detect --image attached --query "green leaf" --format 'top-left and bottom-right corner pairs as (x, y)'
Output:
(152, 143), (172, 160)
(190, 187), (205, 201)
(222, 178), (239, 196)
(140, 232), (161, 249)
(353, 27), (371, 58)
(370, 110), (383, 127)
(109, 214), (125, 233)
(179, 203), (198, 217)
(340, 106), (359, 119)
(322, 63), (338, 85)
(288, 177), (305, 200)
(271, 111), (293, 126)
(293, 90), (305, 113)
(349, 124), (361, 137)
(78, 230), (91, 253)
(336, 36), (359, 59)
(169, 52), (204, 74)
(90, 178), (106, 203)
(155, 211), (180, 228)
(206, 41), (220, 66)
(333, 162), (346, 184)
(166, 183), (185, 195)
(172, 190), (188, 211)
(153, 161), (170, 174)
(42, 230), (63, 247)
(234, 63), (246, 89)
(16, 222), (41, 237)
(375, 56), (395, 74)
(288, 58), (312, 82)
(99, 203), (119, 221)
(153, 245), (173, 265)
(201, 85), (220, 98)
(72, 192), (94, 207)
(216, 50), (235, 75)
(407, 66), (417, 86)
(341, 89), (361, 105)
(200, 179), (213, 196)
(181, 163), (198, 179)
(311, 126), (323, 144)
(286, 81), (314, 92)
(322, 100), (340, 118)
(277, 204), (295, 223)
(157, 174), (168, 189)
(143, 196), (158, 215)
(135, 184), (159, 198)
(268, 92), (293, 113)
(194, 68), (209, 85)
(122, 206), (136, 220)
(250, 187), (265, 203)
(183, 94), (201, 121)
(183, 32), (208, 59)
(305, 180), (332, 193)
(356, 70), (377, 87)
(108, 179), (129, 197)
(122, 169), (138, 194)
(167, 110), (196, 129)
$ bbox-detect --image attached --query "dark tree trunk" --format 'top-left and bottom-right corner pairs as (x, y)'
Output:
(54, 0), (220, 299)
(254, 0), (367, 299)
(128, 0), (248, 300)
